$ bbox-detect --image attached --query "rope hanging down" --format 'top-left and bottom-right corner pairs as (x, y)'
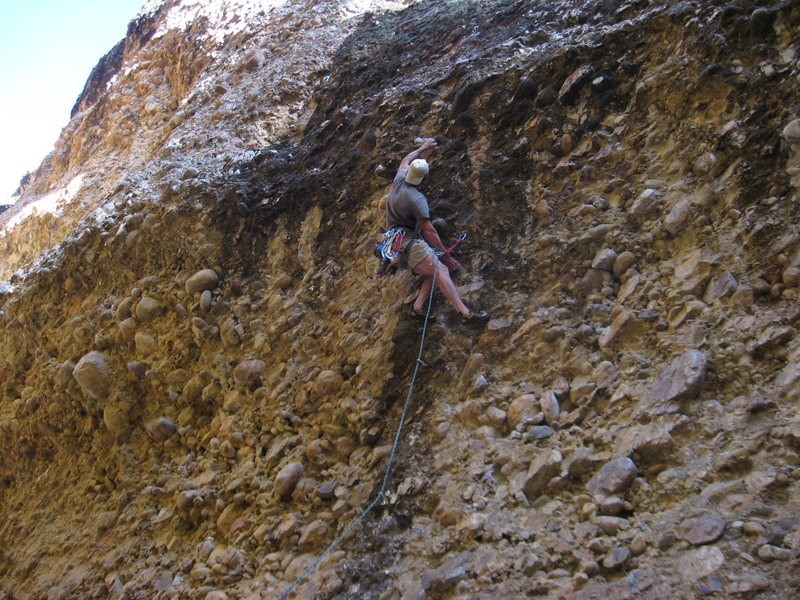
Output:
(277, 265), (440, 599)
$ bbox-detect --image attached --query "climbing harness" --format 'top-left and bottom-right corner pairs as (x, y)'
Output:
(373, 230), (467, 278)
(277, 265), (440, 600)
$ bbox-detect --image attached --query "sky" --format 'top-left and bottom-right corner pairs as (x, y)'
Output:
(0, 0), (147, 202)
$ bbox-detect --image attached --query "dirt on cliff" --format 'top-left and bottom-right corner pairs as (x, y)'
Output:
(2, 1), (800, 599)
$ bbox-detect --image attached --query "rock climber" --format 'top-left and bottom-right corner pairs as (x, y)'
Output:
(386, 137), (491, 323)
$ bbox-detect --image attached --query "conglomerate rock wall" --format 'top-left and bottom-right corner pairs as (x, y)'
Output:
(2, 1), (800, 598)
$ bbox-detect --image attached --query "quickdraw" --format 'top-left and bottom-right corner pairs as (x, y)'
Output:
(373, 228), (408, 277)
(438, 232), (467, 257)
(376, 228), (407, 261)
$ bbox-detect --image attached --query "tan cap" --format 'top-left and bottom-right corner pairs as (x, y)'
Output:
(405, 159), (429, 185)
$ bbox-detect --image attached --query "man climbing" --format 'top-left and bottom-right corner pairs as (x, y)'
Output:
(386, 137), (491, 323)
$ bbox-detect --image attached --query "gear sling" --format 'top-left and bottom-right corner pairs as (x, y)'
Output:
(374, 228), (467, 277)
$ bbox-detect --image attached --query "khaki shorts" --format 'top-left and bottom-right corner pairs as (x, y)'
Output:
(401, 238), (436, 269)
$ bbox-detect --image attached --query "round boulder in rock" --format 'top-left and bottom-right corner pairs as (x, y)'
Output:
(652, 350), (707, 405)
(220, 317), (242, 347)
(664, 199), (691, 236)
(135, 296), (162, 322)
(460, 353), (485, 386)
(200, 289), (213, 313)
(184, 372), (212, 402)
(145, 417), (177, 442)
(55, 360), (76, 389)
(176, 489), (202, 511)
(523, 449), (563, 497)
(118, 318), (137, 342)
(116, 296), (135, 321)
(603, 546), (632, 569)
(578, 268), (610, 296)
(315, 370), (344, 395)
(693, 152), (717, 175)
(592, 248), (618, 272)
(274, 462), (304, 499)
(233, 359), (266, 386)
(514, 76), (538, 100)
(613, 251), (637, 278)
(73, 351), (110, 402)
(535, 87), (557, 107)
(186, 269), (219, 295)
(540, 391), (560, 425)
(298, 519), (330, 550)
(219, 440), (236, 459)
(680, 513), (727, 546)
(783, 267), (800, 289)
(750, 8), (776, 37)
(127, 361), (147, 378)
(527, 425), (556, 440)
(783, 118), (800, 144)
(508, 394), (542, 429)
(587, 457), (638, 497)
(316, 480), (337, 501)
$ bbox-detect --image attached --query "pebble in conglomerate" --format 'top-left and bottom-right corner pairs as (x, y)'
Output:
(586, 457), (638, 497)
(652, 350), (707, 405)
(135, 296), (162, 322)
(526, 425), (556, 440)
(592, 248), (618, 271)
(540, 391), (560, 425)
(200, 289), (213, 313)
(680, 513), (727, 546)
(233, 359), (266, 386)
(274, 462), (304, 499)
(508, 394), (543, 429)
(782, 118), (800, 143)
(54, 360), (75, 389)
(602, 546), (632, 569)
(72, 351), (110, 402)
(145, 417), (177, 442)
(186, 269), (219, 295)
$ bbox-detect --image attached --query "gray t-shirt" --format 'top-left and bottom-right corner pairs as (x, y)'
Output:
(386, 170), (430, 231)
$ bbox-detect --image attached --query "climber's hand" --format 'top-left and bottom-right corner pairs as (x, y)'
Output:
(420, 138), (438, 151)
(443, 255), (460, 272)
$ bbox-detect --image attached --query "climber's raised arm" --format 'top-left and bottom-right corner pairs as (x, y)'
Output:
(398, 138), (438, 174)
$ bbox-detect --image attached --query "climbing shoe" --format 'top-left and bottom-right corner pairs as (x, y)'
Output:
(462, 311), (492, 324)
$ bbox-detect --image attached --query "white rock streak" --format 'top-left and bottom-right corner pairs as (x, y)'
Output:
(1, 173), (85, 236)
(152, 0), (291, 43)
